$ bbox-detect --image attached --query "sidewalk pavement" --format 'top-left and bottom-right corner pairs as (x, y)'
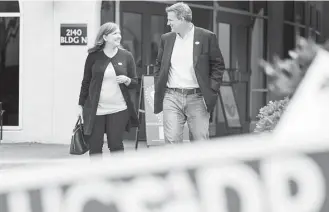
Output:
(0, 140), (148, 170)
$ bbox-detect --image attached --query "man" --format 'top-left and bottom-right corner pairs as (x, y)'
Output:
(154, 2), (225, 143)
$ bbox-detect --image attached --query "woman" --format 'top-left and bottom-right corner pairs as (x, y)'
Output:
(78, 22), (139, 156)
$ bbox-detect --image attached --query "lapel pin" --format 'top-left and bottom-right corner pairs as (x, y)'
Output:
(118, 62), (123, 65)
(195, 41), (200, 45)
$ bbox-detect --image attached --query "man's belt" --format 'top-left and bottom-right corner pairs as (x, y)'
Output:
(167, 87), (201, 95)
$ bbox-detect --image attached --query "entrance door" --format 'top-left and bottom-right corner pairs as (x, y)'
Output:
(120, 1), (169, 140)
(216, 11), (253, 135)
(120, 1), (169, 77)
(120, 2), (213, 77)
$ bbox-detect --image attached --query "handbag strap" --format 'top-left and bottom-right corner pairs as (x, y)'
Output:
(75, 116), (82, 127)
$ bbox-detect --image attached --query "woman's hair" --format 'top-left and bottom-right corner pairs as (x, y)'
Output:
(165, 2), (192, 22)
(88, 22), (123, 53)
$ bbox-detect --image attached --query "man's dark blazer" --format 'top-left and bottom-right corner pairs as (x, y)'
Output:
(153, 26), (225, 114)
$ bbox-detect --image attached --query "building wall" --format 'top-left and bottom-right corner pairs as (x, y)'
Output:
(4, 1), (54, 142)
(4, 1), (102, 144)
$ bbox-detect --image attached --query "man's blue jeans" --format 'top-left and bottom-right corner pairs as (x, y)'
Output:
(163, 88), (210, 144)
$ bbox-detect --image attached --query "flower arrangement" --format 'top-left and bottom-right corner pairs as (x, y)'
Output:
(254, 37), (329, 133)
(254, 97), (290, 133)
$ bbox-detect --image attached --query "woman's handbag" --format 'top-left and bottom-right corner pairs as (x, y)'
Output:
(70, 116), (89, 155)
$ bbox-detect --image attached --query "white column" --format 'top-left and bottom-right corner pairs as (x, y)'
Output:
(52, 0), (102, 143)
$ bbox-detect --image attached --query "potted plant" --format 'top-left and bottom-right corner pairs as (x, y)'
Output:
(254, 97), (289, 133)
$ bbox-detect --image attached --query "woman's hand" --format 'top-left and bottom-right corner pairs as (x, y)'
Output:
(116, 75), (131, 86)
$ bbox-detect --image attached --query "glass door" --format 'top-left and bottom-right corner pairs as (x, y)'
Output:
(216, 11), (253, 136)
(120, 1), (169, 140)
(120, 1), (169, 78)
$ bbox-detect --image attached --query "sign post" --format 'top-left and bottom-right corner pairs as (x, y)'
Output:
(136, 75), (189, 147)
(217, 69), (243, 135)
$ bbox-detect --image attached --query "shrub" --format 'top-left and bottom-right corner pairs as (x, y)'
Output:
(254, 97), (290, 133)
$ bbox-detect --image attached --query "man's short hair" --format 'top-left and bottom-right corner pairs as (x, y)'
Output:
(165, 2), (192, 22)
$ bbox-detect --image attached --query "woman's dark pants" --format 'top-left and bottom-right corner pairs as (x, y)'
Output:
(87, 109), (129, 156)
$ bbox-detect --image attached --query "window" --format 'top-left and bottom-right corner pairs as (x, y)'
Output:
(282, 1), (309, 58)
(217, 1), (249, 11)
(0, 1), (19, 12)
(250, 17), (268, 122)
(149, 15), (165, 66)
(284, 1), (294, 22)
(252, 1), (267, 16)
(184, 1), (213, 7)
(190, 7), (213, 31)
(0, 1), (20, 127)
(101, 0), (115, 25)
(283, 24), (295, 58)
(295, 1), (306, 25)
(308, 3), (321, 42)
(121, 12), (142, 76)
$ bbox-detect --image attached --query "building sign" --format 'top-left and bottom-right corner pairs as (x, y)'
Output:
(60, 24), (87, 46)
